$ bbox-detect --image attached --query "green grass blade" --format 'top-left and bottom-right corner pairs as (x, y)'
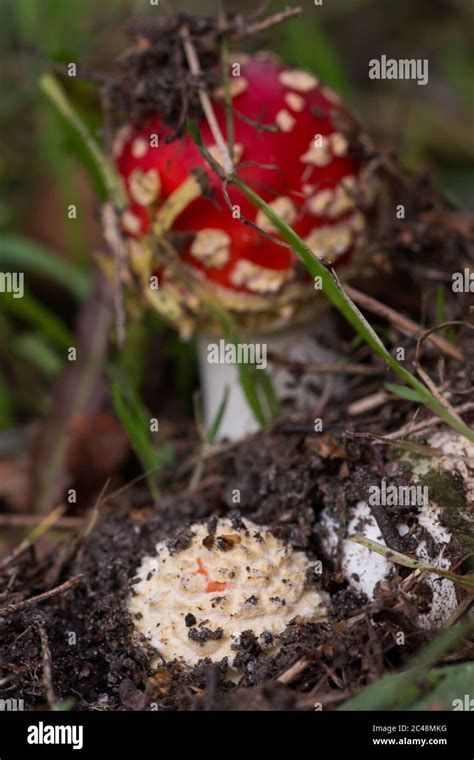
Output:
(15, 334), (62, 376)
(2, 290), (74, 349)
(410, 663), (474, 711)
(230, 175), (474, 443)
(111, 380), (157, 472)
(277, 17), (350, 95)
(385, 383), (425, 403)
(40, 74), (127, 210)
(217, 307), (281, 428)
(110, 375), (175, 500)
(0, 234), (89, 300)
(207, 385), (230, 444)
(351, 535), (474, 592)
(339, 618), (474, 710)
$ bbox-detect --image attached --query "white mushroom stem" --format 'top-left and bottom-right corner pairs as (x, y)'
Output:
(197, 319), (345, 441)
(197, 334), (259, 440)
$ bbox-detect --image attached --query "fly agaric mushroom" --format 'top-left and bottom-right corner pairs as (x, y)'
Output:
(129, 517), (327, 669)
(115, 55), (374, 439)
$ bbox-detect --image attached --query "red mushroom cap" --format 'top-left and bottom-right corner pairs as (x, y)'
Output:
(115, 55), (373, 332)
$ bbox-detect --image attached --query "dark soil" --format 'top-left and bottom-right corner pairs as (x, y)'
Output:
(1, 390), (472, 710)
(110, 13), (223, 133)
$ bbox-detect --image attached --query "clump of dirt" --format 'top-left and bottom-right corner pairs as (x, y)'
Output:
(105, 8), (300, 138)
(110, 13), (224, 133)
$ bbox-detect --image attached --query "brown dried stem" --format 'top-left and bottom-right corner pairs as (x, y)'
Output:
(37, 621), (57, 709)
(384, 401), (474, 440)
(267, 352), (382, 377)
(229, 6), (302, 41)
(344, 285), (464, 362)
(179, 24), (233, 176)
(0, 505), (66, 571)
(0, 574), (84, 617)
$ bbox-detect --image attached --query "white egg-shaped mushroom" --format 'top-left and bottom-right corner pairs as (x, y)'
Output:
(318, 429), (473, 628)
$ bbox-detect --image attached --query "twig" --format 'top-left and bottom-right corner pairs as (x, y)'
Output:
(45, 479), (110, 587)
(83, 478), (110, 539)
(369, 500), (403, 553)
(277, 658), (310, 685)
(347, 390), (389, 416)
(414, 364), (466, 426)
(0, 514), (83, 530)
(230, 7), (302, 41)
(220, 35), (235, 161)
(384, 401), (474, 440)
(177, 438), (245, 479)
(0, 574), (84, 617)
(442, 596), (474, 629)
(99, 71), (126, 350)
(344, 285), (464, 362)
(37, 621), (57, 709)
(267, 352), (381, 377)
(415, 320), (473, 364)
(246, 0), (271, 22)
(230, 105), (280, 133)
(217, 0), (235, 164)
(102, 203), (127, 348)
(179, 25), (233, 175)
(40, 74), (126, 209)
(0, 505), (66, 571)
(346, 431), (442, 457)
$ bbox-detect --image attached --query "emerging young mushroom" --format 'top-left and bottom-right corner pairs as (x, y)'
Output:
(116, 54), (374, 439)
(129, 517), (327, 670)
(318, 429), (473, 628)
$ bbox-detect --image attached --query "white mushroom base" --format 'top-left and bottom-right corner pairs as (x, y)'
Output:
(318, 430), (473, 628)
(198, 321), (345, 441)
(319, 500), (459, 628)
(129, 517), (327, 668)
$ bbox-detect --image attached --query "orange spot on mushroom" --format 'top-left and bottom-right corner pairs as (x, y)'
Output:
(195, 558), (208, 577)
(205, 580), (229, 593)
(194, 558), (230, 593)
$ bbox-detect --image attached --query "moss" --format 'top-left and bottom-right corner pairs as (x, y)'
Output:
(421, 469), (473, 553)
(421, 469), (467, 513)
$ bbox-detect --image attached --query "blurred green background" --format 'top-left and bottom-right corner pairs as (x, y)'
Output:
(0, 0), (473, 433)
